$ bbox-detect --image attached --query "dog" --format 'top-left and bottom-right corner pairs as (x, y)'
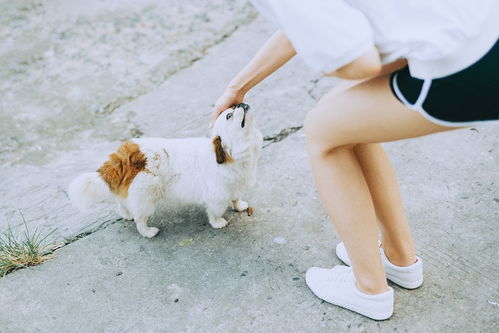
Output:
(68, 103), (262, 238)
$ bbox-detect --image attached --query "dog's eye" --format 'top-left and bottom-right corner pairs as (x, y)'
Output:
(226, 112), (233, 120)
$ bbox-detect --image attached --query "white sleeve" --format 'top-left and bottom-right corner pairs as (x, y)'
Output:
(251, 0), (375, 74)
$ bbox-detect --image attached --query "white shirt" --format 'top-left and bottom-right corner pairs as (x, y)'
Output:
(251, 0), (498, 79)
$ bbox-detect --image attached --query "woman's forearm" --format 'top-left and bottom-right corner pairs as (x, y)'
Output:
(227, 30), (296, 94)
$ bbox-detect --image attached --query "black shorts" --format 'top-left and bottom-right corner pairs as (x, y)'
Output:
(390, 40), (499, 127)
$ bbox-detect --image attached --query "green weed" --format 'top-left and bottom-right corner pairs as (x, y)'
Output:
(0, 211), (57, 277)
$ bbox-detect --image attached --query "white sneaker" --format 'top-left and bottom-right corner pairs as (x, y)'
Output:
(305, 265), (394, 320)
(336, 242), (423, 289)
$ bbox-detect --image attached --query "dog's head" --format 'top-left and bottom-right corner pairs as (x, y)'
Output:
(211, 103), (258, 164)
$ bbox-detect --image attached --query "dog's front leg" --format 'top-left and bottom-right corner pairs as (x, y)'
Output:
(231, 199), (249, 212)
(135, 216), (160, 238)
(207, 214), (228, 229)
(206, 204), (228, 228)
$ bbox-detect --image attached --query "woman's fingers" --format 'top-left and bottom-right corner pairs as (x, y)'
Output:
(209, 89), (245, 128)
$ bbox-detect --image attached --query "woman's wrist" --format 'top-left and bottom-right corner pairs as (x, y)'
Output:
(224, 30), (295, 98)
(226, 83), (247, 99)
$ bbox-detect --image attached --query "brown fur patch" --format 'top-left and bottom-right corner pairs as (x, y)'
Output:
(212, 136), (233, 164)
(97, 141), (147, 198)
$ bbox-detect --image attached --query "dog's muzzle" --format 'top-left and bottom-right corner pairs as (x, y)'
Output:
(236, 103), (250, 112)
(236, 103), (250, 128)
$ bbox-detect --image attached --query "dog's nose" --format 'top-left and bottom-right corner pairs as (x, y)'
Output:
(236, 103), (250, 111)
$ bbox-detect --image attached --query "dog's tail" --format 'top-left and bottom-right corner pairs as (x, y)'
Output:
(68, 172), (114, 211)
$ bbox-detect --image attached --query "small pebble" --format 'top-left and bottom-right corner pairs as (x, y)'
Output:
(273, 236), (287, 244)
(246, 206), (254, 216)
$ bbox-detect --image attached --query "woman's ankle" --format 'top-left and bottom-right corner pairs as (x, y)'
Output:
(355, 279), (390, 295)
(382, 244), (417, 267)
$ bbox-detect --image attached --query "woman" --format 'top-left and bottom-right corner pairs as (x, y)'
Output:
(209, 0), (498, 320)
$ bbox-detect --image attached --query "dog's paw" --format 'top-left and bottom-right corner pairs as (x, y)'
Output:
(139, 227), (160, 238)
(232, 199), (249, 212)
(209, 217), (228, 229)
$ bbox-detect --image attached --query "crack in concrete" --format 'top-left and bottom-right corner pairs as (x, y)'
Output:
(63, 218), (120, 245)
(46, 218), (120, 257)
(306, 78), (321, 101)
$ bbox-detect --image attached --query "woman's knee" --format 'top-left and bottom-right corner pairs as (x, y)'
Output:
(304, 103), (348, 155)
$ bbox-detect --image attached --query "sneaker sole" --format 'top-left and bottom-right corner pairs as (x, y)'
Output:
(305, 273), (393, 320)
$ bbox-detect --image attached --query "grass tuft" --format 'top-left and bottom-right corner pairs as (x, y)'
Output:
(0, 211), (57, 277)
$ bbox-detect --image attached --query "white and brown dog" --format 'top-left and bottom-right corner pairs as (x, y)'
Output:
(69, 103), (262, 238)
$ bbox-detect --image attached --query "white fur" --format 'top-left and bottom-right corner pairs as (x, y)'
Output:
(68, 172), (114, 211)
(69, 105), (263, 238)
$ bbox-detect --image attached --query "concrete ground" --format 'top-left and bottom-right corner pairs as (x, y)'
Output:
(1, 1), (498, 332)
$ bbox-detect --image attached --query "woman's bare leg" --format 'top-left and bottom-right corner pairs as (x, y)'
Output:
(353, 143), (416, 266)
(316, 77), (419, 266)
(304, 74), (455, 294)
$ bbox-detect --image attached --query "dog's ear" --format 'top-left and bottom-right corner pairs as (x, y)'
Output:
(212, 135), (232, 164)
(212, 135), (226, 164)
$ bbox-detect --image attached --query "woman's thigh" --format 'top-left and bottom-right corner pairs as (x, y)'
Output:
(304, 74), (457, 151)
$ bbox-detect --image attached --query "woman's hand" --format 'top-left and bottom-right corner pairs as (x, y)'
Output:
(209, 88), (245, 128)
(208, 30), (296, 128)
